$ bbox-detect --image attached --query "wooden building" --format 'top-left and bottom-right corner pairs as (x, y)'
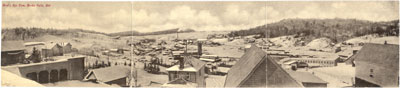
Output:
(163, 57), (206, 87)
(281, 57), (339, 67)
(287, 70), (328, 87)
(42, 43), (63, 58)
(84, 66), (131, 87)
(224, 44), (303, 87)
(2, 41), (25, 66)
(59, 42), (72, 54)
(353, 43), (399, 87)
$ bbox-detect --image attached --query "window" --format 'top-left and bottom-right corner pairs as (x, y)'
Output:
(370, 69), (374, 78)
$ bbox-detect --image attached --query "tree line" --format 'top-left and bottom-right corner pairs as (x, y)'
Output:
(228, 18), (399, 43)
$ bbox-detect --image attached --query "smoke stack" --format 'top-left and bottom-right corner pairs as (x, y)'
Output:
(198, 42), (202, 56)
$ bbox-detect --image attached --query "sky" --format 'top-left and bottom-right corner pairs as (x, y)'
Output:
(1, 1), (399, 33)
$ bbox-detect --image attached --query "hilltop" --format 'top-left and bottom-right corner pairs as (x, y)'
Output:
(108, 28), (195, 36)
(229, 18), (399, 43)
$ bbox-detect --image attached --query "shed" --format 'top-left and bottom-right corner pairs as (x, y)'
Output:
(2, 41), (25, 66)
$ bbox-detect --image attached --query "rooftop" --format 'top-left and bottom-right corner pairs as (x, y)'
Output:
(2, 41), (25, 52)
(287, 70), (328, 84)
(85, 66), (131, 82)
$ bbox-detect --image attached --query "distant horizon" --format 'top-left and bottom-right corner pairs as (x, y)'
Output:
(2, 17), (398, 34)
(2, 1), (398, 33)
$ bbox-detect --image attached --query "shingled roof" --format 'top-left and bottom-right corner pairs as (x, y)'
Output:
(224, 44), (302, 87)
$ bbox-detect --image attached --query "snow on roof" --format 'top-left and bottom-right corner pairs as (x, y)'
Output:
(1, 70), (44, 87)
(24, 42), (45, 46)
(166, 65), (197, 72)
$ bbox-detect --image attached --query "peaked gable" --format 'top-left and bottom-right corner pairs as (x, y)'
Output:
(224, 45), (302, 87)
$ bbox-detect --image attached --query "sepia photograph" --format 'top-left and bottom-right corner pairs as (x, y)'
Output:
(1, 0), (399, 87)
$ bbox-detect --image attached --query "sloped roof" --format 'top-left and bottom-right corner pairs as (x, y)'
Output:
(2, 41), (25, 52)
(354, 43), (399, 69)
(225, 45), (267, 87)
(2, 70), (44, 87)
(43, 43), (62, 49)
(224, 44), (302, 87)
(166, 57), (206, 72)
(85, 66), (131, 82)
(58, 42), (71, 47)
(287, 70), (327, 84)
(185, 57), (206, 70)
(24, 42), (45, 46)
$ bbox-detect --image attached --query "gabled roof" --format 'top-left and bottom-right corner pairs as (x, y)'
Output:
(2, 41), (25, 52)
(84, 66), (131, 82)
(224, 44), (267, 87)
(224, 44), (302, 87)
(43, 43), (62, 49)
(166, 57), (206, 72)
(354, 43), (399, 69)
(185, 57), (206, 70)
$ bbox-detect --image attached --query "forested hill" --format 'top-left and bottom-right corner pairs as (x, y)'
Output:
(229, 18), (399, 43)
(1, 28), (109, 41)
(2, 27), (196, 40)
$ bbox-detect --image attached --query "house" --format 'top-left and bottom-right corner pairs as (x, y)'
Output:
(84, 66), (131, 87)
(58, 42), (72, 54)
(353, 43), (399, 87)
(42, 42), (63, 58)
(224, 44), (303, 87)
(2, 41), (25, 66)
(287, 70), (328, 87)
(163, 57), (206, 87)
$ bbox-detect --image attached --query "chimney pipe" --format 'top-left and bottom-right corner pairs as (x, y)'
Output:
(179, 57), (184, 69)
(198, 42), (202, 56)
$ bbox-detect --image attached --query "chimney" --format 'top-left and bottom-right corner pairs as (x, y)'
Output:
(178, 57), (184, 69)
(198, 42), (202, 56)
(244, 45), (251, 52)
